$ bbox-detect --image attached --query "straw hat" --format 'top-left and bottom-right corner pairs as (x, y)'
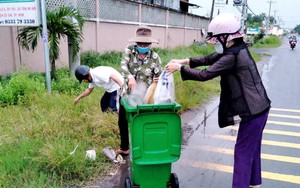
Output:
(128, 26), (158, 43)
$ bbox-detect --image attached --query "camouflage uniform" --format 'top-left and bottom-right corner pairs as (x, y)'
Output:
(120, 44), (162, 97)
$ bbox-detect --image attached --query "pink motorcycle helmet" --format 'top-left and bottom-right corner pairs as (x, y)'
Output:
(206, 13), (244, 44)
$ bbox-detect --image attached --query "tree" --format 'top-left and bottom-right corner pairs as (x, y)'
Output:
(17, 7), (84, 79)
(293, 24), (300, 35)
(246, 13), (267, 28)
(246, 13), (278, 28)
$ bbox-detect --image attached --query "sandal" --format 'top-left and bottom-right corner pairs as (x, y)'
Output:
(116, 149), (130, 156)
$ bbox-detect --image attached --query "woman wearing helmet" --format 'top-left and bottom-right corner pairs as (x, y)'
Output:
(73, 65), (124, 112)
(166, 13), (271, 188)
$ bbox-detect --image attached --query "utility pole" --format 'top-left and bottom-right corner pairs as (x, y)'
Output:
(210, 0), (216, 22)
(241, 0), (248, 33)
(234, 0), (248, 33)
(273, 10), (278, 26)
(266, 0), (275, 35)
(40, 0), (51, 93)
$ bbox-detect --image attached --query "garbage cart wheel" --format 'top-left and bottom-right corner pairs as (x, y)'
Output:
(125, 177), (132, 188)
(170, 173), (179, 188)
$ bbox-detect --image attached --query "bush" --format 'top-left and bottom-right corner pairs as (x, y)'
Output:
(253, 35), (281, 48)
(254, 31), (265, 43)
(52, 68), (85, 95)
(0, 71), (45, 105)
(80, 51), (122, 69)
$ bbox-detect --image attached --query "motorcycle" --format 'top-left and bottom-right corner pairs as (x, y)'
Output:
(290, 40), (297, 50)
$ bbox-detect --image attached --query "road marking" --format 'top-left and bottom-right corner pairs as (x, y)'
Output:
(267, 120), (300, 127)
(211, 135), (300, 149)
(271, 108), (300, 113)
(269, 113), (300, 120)
(189, 145), (300, 164)
(182, 159), (300, 184)
(228, 126), (300, 137)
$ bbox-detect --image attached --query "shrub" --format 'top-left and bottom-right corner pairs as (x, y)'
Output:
(254, 31), (265, 43)
(52, 68), (85, 95)
(253, 35), (281, 48)
(80, 51), (122, 69)
(0, 71), (45, 105)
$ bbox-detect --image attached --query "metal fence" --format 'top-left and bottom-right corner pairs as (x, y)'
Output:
(45, 0), (209, 29)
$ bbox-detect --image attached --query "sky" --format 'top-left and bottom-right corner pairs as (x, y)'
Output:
(189, 0), (299, 29)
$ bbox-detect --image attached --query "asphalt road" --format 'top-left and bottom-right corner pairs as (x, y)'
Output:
(173, 39), (300, 188)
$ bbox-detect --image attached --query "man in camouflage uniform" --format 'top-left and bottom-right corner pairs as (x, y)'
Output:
(117, 26), (162, 155)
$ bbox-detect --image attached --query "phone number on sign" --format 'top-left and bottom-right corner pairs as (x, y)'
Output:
(0, 19), (36, 25)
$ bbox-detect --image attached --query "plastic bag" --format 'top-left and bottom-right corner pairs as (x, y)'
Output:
(127, 82), (147, 107)
(153, 70), (175, 104)
(102, 147), (124, 164)
(86, 149), (96, 160)
(143, 82), (157, 104)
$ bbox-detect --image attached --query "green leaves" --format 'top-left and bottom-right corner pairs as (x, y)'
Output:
(16, 7), (85, 77)
(17, 26), (42, 51)
(293, 24), (300, 35)
(0, 71), (45, 105)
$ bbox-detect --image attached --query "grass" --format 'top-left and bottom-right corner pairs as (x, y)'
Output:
(252, 35), (282, 48)
(0, 42), (269, 187)
(0, 92), (119, 187)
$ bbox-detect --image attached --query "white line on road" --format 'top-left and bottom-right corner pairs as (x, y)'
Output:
(228, 126), (300, 137)
(269, 113), (300, 120)
(181, 159), (300, 184)
(188, 145), (300, 164)
(267, 120), (300, 127)
(210, 134), (300, 149)
(271, 108), (300, 113)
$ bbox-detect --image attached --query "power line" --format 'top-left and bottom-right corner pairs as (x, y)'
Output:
(246, 4), (255, 16)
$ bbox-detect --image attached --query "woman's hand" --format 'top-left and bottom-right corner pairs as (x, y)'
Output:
(128, 76), (137, 92)
(153, 76), (159, 83)
(168, 58), (190, 65)
(165, 62), (182, 74)
(166, 58), (189, 75)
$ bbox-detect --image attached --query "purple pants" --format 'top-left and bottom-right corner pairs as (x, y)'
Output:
(232, 110), (269, 188)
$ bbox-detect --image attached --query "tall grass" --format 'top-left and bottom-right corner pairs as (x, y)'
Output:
(0, 92), (119, 187)
(253, 35), (282, 48)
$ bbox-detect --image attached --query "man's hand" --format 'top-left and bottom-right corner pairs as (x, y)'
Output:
(73, 97), (80, 105)
(73, 88), (93, 106)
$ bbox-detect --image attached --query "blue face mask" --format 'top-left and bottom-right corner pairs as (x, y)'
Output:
(136, 46), (150, 54)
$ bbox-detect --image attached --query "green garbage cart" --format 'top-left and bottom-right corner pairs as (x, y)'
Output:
(121, 98), (182, 188)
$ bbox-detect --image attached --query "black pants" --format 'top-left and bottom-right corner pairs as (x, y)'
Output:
(100, 90), (117, 112)
(118, 102), (129, 150)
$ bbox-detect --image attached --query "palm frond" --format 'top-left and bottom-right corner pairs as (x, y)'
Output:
(48, 33), (60, 62)
(17, 26), (42, 51)
(17, 6), (85, 64)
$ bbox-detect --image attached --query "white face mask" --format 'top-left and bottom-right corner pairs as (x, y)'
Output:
(214, 43), (224, 54)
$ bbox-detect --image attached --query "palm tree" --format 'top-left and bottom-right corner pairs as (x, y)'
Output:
(17, 7), (85, 79)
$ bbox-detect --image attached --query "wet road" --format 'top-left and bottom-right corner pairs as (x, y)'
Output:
(96, 39), (300, 188)
(173, 39), (300, 188)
